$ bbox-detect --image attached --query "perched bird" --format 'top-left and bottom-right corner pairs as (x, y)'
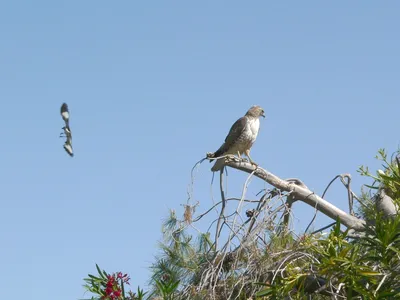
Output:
(207, 105), (265, 172)
(60, 103), (74, 157)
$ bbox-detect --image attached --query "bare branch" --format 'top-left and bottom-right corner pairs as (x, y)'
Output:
(340, 174), (354, 215)
(215, 168), (227, 250)
(281, 196), (294, 234)
(304, 199), (320, 234)
(246, 192), (270, 235)
(224, 160), (366, 231)
(310, 222), (336, 235)
(285, 178), (309, 190)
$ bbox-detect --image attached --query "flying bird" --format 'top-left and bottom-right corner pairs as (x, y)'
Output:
(207, 105), (265, 172)
(60, 103), (74, 157)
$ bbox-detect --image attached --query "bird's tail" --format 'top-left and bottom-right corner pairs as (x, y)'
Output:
(206, 152), (226, 171)
(211, 158), (225, 172)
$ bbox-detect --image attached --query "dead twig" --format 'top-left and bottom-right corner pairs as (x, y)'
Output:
(215, 168), (227, 250)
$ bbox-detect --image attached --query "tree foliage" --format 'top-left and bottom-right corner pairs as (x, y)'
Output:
(145, 149), (400, 299)
(83, 149), (400, 299)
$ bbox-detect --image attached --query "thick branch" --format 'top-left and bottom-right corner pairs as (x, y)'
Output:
(225, 160), (366, 231)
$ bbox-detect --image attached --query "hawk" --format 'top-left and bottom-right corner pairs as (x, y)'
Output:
(60, 103), (74, 157)
(207, 105), (265, 172)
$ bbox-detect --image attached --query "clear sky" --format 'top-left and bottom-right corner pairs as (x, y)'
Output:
(1, 2), (399, 299)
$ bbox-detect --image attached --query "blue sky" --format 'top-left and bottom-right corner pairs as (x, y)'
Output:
(0, 2), (399, 299)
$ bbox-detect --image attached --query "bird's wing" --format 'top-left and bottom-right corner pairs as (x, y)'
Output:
(213, 117), (247, 157)
(60, 103), (70, 125)
(63, 142), (74, 157)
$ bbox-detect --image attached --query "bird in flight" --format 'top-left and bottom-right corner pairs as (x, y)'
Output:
(207, 105), (265, 172)
(60, 103), (74, 157)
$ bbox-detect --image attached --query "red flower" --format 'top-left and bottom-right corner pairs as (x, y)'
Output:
(105, 286), (113, 295)
(114, 290), (121, 297)
(102, 273), (124, 299)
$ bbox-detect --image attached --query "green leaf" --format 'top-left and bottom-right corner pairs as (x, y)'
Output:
(358, 271), (381, 276)
(256, 288), (273, 297)
(88, 274), (102, 281)
(95, 264), (106, 279)
(169, 280), (180, 292)
(364, 184), (379, 189)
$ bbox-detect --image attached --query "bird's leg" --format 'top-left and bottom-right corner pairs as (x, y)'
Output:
(236, 151), (248, 164)
(245, 149), (258, 167)
(239, 151), (249, 162)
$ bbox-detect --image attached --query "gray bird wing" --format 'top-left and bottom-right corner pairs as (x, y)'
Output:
(63, 142), (74, 157)
(60, 103), (70, 126)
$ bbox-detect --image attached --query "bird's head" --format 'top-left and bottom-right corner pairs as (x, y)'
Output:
(246, 105), (265, 118)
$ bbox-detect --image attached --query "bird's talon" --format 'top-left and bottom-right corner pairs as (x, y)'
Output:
(226, 154), (237, 161)
(251, 161), (259, 168)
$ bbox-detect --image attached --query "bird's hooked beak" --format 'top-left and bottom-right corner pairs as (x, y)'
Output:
(261, 112), (266, 118)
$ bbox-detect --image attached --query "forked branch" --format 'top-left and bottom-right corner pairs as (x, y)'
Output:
(224, 160), (366, 231)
